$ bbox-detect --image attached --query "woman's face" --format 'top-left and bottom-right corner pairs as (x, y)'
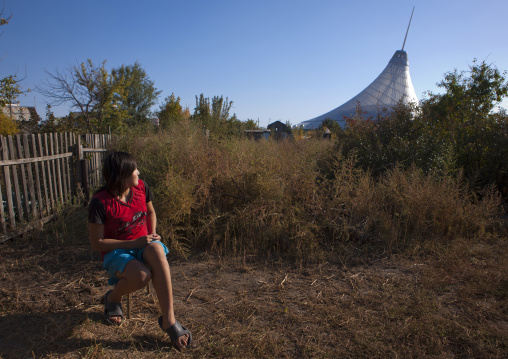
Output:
(126, 168), (140, 188)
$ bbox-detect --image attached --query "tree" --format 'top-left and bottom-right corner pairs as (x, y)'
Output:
(0, 0), (12, 34)
(191, 94), (242, 138)
(285, 120), (293, 135)
(420, 59), (508, 190)
(38, 59), (128, 133)
(243, 119), (259, 130)
(0, 74), (32, 130)
(111, 62), (161, 126)
(1, 5), (32, 130)
(38, 104), (76, 133)
(0, 74), (23, 107)
(336, 59), (508, 195)
(156, 93), (190, 129)
(319, 118), (341, 135)
(1, 3), (21, 108)
(192, 94), (233, 125)
(38, 104), (57, 133)
(0, 111), (18, 135)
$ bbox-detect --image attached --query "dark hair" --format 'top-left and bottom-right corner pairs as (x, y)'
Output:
(102, 151), (138, 196)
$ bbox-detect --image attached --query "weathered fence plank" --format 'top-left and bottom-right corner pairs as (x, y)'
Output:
(38, 134), (50, 218)
(22, 135), (37, 219)
(44, 134), (56, 214)
(17, 137), (30, 220)
(64, 133), (72, 201)
(53, 133), (64, 205)
(16, 136), (31, 220)
(2, 136), (15, 229)
(8, 136), (24, 223)
(95, 135), (100, 187)
(0, 152), (72, 165)
(0, 132), (111, 241)
(60, 133), (69, 202)
(31, 134), (44, 220)
(0, 170), (5, 232)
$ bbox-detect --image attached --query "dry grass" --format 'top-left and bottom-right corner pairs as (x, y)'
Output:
(0, 204), (507, 358)
(110, 123), (505, 262)
(1, 126), (506, 357)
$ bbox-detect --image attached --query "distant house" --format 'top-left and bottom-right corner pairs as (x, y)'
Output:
(244, 129), (270, 140)
(1, 104), (39, 122)
(267, 120), (291, 140)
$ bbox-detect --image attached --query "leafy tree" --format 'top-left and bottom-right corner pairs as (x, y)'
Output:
(0, 111), (18, 135)
(38, 104), (57, 133)
(192, 94), (242, 138)
(156, 93), (190, 129)
(38, 59), (128, 133)
(224, 115), (243, 138)
(1, 2), (31, 127)
(38, 104), (76, 133)
(420, 59), (508, 189)
(336, 60), (508, 195)
(193, 94), (229, 124)
(0, 0), (12, 33)
(0, 74), (33, 134)
(0, 74), (23, 108)
(111, 62), (161, 126)
(0, 3), (37, 135)
(243, 119), (259, 130)
(284, 120), (293, 135)
(319, 118), (341, 135)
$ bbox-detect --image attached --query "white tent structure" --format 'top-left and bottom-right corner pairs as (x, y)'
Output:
(298, 8), (418, 129)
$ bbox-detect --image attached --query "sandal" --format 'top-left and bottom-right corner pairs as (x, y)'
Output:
(158, 315), (192, 349)
(104, 290), (123, 326)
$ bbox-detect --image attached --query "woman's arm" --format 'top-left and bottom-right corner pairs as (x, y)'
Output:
(88, 223), (155, 252)
(146, 201), (157, 235)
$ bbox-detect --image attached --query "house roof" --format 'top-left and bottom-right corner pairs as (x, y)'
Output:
(267, 121), (288, 130)
(1, 104), (39, 122)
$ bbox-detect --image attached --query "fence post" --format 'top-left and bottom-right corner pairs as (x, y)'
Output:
(82, 156), (90, 203)
(73, 142), (89, 205)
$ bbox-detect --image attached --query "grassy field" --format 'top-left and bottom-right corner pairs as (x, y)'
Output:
(0, 197), (508, 359)
(1, 127), (507, 358)
(0, 206), (506, 358)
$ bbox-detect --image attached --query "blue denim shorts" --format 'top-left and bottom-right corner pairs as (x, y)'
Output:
(102, 241), (169, 285)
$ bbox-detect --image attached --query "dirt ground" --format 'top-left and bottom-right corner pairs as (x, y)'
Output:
(1, 210), (507, 358)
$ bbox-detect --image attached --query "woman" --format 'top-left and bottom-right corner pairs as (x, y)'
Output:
(88, 151), (191, 350)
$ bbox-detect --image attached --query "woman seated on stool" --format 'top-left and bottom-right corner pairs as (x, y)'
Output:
(88, 151), (191, 350)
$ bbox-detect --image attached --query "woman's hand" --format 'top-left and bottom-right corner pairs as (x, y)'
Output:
(134, 233), (160, 247)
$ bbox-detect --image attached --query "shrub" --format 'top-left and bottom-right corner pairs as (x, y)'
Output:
(336, 60), (508, 197)
(110, 120), (505, 261)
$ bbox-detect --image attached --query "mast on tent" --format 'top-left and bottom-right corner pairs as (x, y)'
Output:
(401, 6), (415, 51)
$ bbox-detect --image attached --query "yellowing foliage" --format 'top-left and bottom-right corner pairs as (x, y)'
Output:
(0, 111), (19, 135)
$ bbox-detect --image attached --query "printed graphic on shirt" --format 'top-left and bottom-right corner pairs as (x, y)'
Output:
(118, 210), (147, 232)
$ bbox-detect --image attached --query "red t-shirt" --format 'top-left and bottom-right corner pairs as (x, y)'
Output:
(88, 180), (153, 258)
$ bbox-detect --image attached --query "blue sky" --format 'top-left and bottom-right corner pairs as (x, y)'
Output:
(2, 0), (508, 128)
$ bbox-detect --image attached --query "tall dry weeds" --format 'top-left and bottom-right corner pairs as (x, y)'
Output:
(110, 123), (505, 261)
(321, 159), (505, 254)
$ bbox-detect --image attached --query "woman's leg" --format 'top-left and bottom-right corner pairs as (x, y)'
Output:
(106, 259), (152, 323)
(142, 243), (189, 348)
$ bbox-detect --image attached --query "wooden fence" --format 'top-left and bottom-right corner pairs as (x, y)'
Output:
(0, 132), (111, 243)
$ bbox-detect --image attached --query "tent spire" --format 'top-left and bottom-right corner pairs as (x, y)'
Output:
(401, 6), (415, 51)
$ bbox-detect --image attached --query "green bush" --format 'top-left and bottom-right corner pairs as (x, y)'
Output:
(336, 60), (508, 196)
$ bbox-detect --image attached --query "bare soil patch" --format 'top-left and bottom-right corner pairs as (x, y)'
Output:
(1, 209), (507, 358)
